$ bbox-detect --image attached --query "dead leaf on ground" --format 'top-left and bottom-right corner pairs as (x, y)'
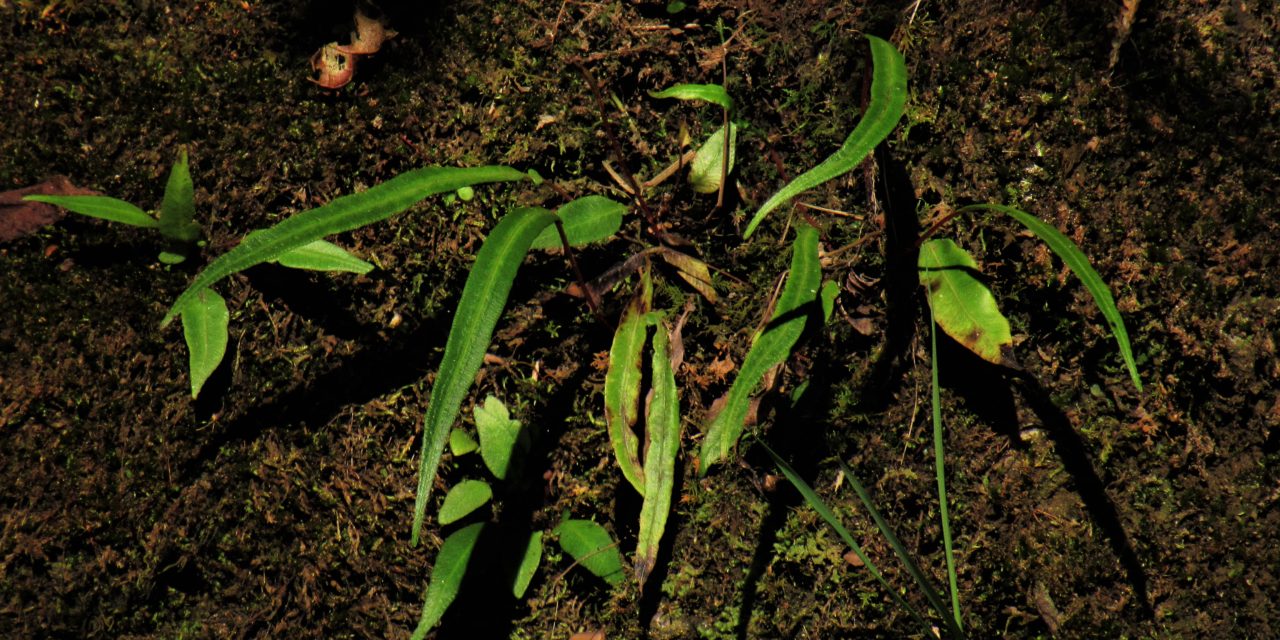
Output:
(0, 176), (97, 243)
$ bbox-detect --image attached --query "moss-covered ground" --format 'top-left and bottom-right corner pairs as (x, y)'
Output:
(1, 1), (1277, 637)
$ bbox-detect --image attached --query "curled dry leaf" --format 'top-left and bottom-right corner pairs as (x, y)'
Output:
(309, 7), (397, 89)
(309, 42), (355, 89)
(0, 176), (95, 242)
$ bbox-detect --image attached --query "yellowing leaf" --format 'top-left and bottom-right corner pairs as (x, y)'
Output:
(918, 238), (1012, 365)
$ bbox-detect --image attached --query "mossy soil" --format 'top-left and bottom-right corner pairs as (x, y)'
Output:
(1, 1), (1277, 638)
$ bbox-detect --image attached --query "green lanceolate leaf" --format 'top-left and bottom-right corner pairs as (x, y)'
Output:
(23, 194), (157, 229)
(530, 196), (627, 250)
(159, 147), (200, 244)
(554, 519), (624, 586)
(181, 288), (229, 399)
(960, 204), (1142, 391)
(918, 238), (1013, 365)
(604, 273), (652, 495)
(474, 395), (524, 481)
(412, 521), (484, 638)
(763, 444), (942, 639)
(511, 531), (543, 598)
(162, 165), (529, 327)
(636, 321), (681, 589)
(647, 83), (733, 111)
(411, 206), (559, 546)
(273, 239), (374, 273)
(438, 479), (493, 525)
(700, 224), (821, 473)
(744, 35), (907, 238)
(689, 122), (737, 194)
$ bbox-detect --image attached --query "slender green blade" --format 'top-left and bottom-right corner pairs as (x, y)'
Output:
(23, 194), (157, 229)
(180, 288), (229, 399)
(438, 479), (493, 525)
(511, 530), (543, 598)
(960, 204), (1142, 391)
(159, 147), (200, 243)
(762, 445), (938, 637)
(411, 206), (559, 545)
(689, 122), (737, 194)
(699, 224), (821, 473)
(554, 519), (624, 585)
(647, 83), (733, 110)
(474, 395), (524, 481)
(412, 522), (484, 638)
(530, 196), (626, 250)
(273, 239), (374, 273)
(744, 35), (907, 238)
(918, 238), (1013, 365)
(636, 320), (681, 588)
(928, 313), (963, 632)
(604, 274), (651, 494)
(162, 165), (529, 327)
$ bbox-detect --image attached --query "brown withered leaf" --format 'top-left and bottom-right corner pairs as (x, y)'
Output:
(656, 247), (718, 304)
(0, 176), (97, 243)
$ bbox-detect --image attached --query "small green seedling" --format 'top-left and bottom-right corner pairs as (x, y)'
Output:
(25, 147), (202, 264)
(413, 395), (544, 636)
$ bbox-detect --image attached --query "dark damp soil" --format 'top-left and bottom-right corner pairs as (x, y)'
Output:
(1, 1), (1277, 638)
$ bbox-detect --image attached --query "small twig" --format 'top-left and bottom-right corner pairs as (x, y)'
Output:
(572, 59), (658, 233)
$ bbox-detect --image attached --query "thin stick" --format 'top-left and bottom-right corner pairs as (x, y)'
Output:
(572, 60), (658, 232)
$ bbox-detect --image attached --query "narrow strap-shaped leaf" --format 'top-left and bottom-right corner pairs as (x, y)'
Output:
(744, 35), (907, 238)
(636, 321), (681, 588)
(647, 83), (733, 110)
(699, 225), (821, 473)
(604, 272), (651, 494)
(159, 147), (200, 243)
(554, 519), (625, 585)
(762, 445), (939, 638)
(411, 206), (559, 546)
(181, 288), (229, 399)
(918, 238), (1013, 365)
(928, 312), (963, 631)
(162, 165), (529, 327)
(23, 194), (157, 229)
(838, 460), (966, 639)
(960, 204), (1142, 391)
(412, 522), (484, 638)
(530, 195), (626, 250)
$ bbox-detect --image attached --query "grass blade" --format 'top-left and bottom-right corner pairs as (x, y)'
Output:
(959, 204), (1142, 391)
(411, 207), (559, 545)
(23, 194), (157, 228)
(636, 320), (681, 589)
(699, 224), (820, 473)
(918, 238), (1013, 365)
(928, 312), (963, 632)
(162, 165), (529, 327)
(180, 288), (229, 399)
(412, 522), (484, 638)
(744, 35), (907, 238)
(604, 273), (652, 495)
(762, 445), (939, 637)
